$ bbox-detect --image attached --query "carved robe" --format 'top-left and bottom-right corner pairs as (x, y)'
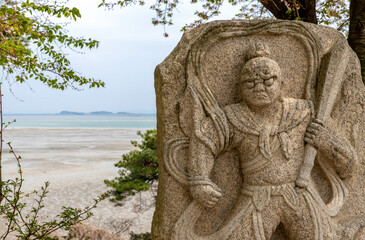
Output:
(170, 98), (349, 240)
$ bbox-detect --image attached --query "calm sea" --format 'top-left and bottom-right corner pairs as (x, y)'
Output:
(3, 114), (156, 129)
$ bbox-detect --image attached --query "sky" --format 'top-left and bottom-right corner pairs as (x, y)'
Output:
(3, 0), (240, 114)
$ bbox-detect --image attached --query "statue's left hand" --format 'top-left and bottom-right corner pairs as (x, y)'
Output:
(190, 184), (223, 208)
(304, 119), (330, 151)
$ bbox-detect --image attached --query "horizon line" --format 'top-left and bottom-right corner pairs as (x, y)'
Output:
(4, 112), (157, 115)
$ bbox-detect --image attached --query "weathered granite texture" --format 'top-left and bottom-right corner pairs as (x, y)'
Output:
(153, 20), (365, 240)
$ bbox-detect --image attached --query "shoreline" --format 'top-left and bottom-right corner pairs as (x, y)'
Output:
(4, 127), (153, 130)
(2, 115), (157, 130)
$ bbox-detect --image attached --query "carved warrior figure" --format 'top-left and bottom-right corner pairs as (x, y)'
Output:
(156, 20), (365, 240)
(170, 43), (355, 240)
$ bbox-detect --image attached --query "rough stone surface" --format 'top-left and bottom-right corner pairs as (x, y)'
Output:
(152, 20), (365, 240)
(67, 224), (124, 240)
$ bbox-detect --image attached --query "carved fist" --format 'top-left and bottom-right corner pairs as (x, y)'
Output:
(304, 119), (330, 150)
(190, 184), (223, 208)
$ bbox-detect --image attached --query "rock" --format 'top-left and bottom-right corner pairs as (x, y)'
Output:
(67, 223), (124, 240)
(153, 20), (365, 239)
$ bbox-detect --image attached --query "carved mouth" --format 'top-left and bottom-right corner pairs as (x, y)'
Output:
(254, 94), (269, 99)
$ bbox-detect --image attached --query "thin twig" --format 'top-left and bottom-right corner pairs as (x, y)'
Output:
(38, 197), (103, 238)
(293, 0), (300, 19)
(24, 182), (50, 237)
(0, 81), (3, 203)
(2, 143), (24, 239)
(1, 194), (27, 237)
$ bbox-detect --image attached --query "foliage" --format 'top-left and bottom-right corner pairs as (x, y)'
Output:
(104, 129), (158, 203)
(0, 1), (106, 238)
(99, 0), (350, 36)
(0, 142), (106, 239)
(130, 232), (152, 240)
(99, 0), (271, 36)
(316, 0), (349, 34)
(0, 0), (104, 90)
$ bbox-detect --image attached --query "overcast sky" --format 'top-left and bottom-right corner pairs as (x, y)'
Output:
(3, 0), (239, 114)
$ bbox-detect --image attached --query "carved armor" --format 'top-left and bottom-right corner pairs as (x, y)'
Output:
(155, 20), (365, 240)
(169, 98), (351, 240)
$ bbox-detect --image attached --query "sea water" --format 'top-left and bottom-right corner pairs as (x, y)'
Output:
(3, 114), (156, 129)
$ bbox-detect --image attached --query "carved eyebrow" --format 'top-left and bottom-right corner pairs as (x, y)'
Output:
(259, 72), (277, 80)
(242, 73), (277, 82)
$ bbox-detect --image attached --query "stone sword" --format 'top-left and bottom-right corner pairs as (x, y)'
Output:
(296, 40), (350, 188)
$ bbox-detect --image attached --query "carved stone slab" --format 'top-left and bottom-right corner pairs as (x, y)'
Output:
(152, 20), (365, 240)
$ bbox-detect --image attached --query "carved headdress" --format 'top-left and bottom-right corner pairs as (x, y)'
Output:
(241, 42), (281, 82)
(245, 42), (270, 60)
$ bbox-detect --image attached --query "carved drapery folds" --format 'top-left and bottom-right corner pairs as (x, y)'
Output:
(153, 20), (365, 240)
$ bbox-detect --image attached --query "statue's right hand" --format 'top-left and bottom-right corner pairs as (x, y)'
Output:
(190, 184), (223, 208)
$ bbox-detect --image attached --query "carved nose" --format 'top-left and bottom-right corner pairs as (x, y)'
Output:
(253, 82), (265, 91)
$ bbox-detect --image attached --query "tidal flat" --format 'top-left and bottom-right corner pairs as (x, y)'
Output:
(0, 128), (154, 238)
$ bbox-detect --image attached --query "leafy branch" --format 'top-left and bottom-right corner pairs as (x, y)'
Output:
(0, 0), (104, 90)
(99, 0), (350, 36)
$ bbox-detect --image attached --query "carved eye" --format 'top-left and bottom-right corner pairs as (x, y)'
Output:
(264, 78), (274, 86)
(244, 81), (255, 89)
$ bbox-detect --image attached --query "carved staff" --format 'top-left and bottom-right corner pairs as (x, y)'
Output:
(296, 40), (350, 188)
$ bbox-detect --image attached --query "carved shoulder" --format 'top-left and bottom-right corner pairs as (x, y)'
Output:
(284, 98), (311, 116)
(280, 98), (312, 132)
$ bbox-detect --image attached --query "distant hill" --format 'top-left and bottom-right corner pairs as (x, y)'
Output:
(59, 111), (85, 115)
(57, 111), (155, 116)
(89, 111), (113, 115)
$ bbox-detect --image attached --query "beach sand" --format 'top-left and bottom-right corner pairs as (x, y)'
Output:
(0, 128), (155, 239)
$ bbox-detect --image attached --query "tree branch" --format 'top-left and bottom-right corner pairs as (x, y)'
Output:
(259, 0), (291, 20)
(348, 0), (365, 83)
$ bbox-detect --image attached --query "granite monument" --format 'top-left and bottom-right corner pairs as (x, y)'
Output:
(153, 20), (365, 240)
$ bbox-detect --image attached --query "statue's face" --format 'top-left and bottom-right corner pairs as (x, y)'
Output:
(240, 57), (281, 108)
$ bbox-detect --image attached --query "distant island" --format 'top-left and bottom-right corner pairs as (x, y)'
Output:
(57, 111), (155, 116)
(59, 111), (85, 115)
(89, 111), (113, 115)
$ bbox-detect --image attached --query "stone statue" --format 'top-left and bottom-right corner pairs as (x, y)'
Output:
(153, 20), (365, 240)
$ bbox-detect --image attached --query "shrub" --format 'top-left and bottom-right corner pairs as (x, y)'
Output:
(0, 143), (105, 239)
(104, 130), (158, 204)
(129, 232), (152, 240)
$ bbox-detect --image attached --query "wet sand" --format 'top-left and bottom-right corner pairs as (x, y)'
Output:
(0, 128), (155, 238)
